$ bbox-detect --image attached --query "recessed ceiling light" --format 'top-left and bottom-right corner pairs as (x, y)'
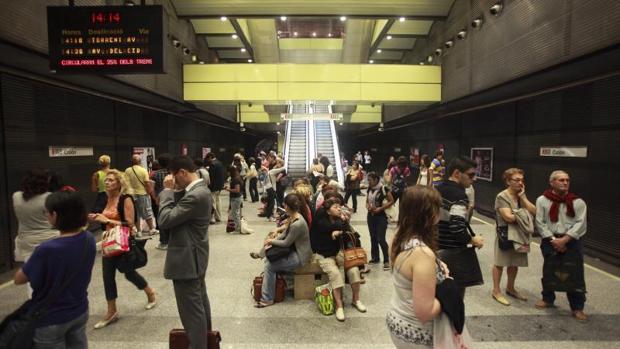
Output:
(293, 31), (298, 36)
(231, 34), (238, 39)
(328, 33), (332, 37)
(312, 32), (317, 37)
(220, 16), (227, 21)
(199, 60), (205, 64)
(340, 16), (347, 22)
(377, 49), (382, 53)
(240, 48), (246, 52)
(386, 35), (392, 40)
(280, 16), (287, 21)
(339, 122), (343, 126)
(399, 17), (406, 22)
(248, 59), (253, 63)
(369, 60), (374, 64)
(276, 122), (281, 126)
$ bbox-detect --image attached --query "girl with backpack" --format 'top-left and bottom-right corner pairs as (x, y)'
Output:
(389, 156), (411, 205)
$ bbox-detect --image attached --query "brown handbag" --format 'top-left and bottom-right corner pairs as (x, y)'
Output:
(251, 273), (286, 302)
(340, 232), (368, 270)
(169, 328), (221, 349)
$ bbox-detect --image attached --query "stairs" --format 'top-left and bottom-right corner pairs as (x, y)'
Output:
(286, 120), (308, 179)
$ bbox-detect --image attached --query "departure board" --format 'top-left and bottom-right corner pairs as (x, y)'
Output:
(47, 5), (163, 74)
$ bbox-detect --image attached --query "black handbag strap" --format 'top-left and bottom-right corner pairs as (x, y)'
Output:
(32, 233), (90, 316)
(131, 166), (148, 190)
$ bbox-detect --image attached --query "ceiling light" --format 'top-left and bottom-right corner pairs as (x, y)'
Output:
(377, 49), (382, 53)
(312, 32), (317, 37)
(340, 16), (347, 22)
(277, 131), (281, 135)
(399, 17), (406, 22)
(471, 16), (484, 29)
(124, 0), (135, 6)
(276, 122), (280, 126)
(419, 62), (424, 65)
(457, 29), (467, 40)
(232, 34), (238, 39)
(386, 35), (392, 40)
(369, 60), (374, 64)
(444, 40), (454, 48)
(328, 33), (332, 37)
(490, 2), (504, 16)
(191, 54), (197, 62)
(220, 16), (227, 21)
(293, 31), (298, 36)
(198, 60), (205, 64)
(427, 55), (433, 63)
(280, 16), (287, 21)
(171, 39), (181, 48)
(182, 47), (191, 55)
(240, 48), (246, 52)
(339, 122), (343, 126)
(277, 30), (282, 35)
(434, 48), (442, 56)
(248, 59), (253, 63)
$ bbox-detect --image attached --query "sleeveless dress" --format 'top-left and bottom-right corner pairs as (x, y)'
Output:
(386, 239), (446, 347)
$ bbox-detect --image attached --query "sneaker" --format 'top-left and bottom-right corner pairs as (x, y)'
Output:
(383, 262), (391, 271)
(155, 243), (168, 250)
(335, 307), (345, 321)
(351, 300), (367, 313)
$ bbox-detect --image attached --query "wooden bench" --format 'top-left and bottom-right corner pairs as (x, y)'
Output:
(293, 260), (328, 300)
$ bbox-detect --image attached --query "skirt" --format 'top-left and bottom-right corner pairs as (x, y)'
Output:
(494, 235), (528, 267)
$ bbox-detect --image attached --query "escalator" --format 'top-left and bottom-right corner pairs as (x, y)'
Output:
(284, 120), (308, 179)
(313, 119), (344, 186)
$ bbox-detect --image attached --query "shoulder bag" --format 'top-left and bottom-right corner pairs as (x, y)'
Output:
(341, 232), (367, 270)
(0, 235), (90, 349)
(265, 223), (295, 262)
(131, 166), (154, 194)
(437, 224), (484, 288)
(117, 237), (148, 273)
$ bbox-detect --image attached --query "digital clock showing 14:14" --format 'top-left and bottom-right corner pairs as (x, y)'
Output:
(91, 12), (121, 24)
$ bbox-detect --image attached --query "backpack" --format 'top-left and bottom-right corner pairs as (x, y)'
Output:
(391, 168), (407, 195)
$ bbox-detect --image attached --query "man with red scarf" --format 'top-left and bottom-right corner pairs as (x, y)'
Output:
(535, 170), (588, 321)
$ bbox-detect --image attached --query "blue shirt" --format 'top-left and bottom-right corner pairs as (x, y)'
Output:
(23, 231), (96, 327)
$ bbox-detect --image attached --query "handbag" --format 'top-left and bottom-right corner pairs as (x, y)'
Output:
(251, 273), (286, 303)
(0, 236), (89, 349)
(437, 225), (484, 288)
(433, 312), (474, 349)
(496, 225), (514, 251)
(542, 243), (586, 293)
(314, 283), (335, 315)
(117, 237), (148, 273)
(264, 224), (293, 262)
(169, 329), (221, 349)
(340, 232), (368, 270)
(101, 225), (131, 257)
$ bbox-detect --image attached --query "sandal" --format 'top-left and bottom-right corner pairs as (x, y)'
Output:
(254, 301), (274, 308)
(492, 293), (511, 306)
(506, 289), (528, 301)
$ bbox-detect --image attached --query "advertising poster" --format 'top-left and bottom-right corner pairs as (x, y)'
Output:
(470, 147), (493, 182)
(410, 147), (420, 166)
(202, 147), (212, 159)
(132, 147), (155, 172)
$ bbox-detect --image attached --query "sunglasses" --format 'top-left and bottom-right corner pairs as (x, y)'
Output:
(465, 172), (476, 179)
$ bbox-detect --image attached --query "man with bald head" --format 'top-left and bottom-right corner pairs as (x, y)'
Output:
(125, 154), (158, 235)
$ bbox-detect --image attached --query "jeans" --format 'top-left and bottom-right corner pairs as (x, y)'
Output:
(33, 310), (88, 349)
(344, 189), (359, 212)
(230, 196), (242, 232)
(102, 255), (148, 300)
(249, 178), (259, 202)
(261, 252), (301, 302)
(265, 188), (276, 218)
(540, 238), (586, 311)
(367, 213), (389, 262)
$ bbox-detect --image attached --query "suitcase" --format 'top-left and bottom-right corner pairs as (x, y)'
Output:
(252, 273), (286, 302)
(169, 328), (221, 349)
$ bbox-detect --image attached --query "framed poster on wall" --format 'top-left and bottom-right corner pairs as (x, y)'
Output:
(470, 147), (493, 182)
(133, 147), (155, 172)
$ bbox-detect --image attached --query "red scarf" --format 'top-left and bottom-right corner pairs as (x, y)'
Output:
(543, 189), (578, 222)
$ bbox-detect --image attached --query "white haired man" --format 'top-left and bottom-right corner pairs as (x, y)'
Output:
(535, 170), (588, 321)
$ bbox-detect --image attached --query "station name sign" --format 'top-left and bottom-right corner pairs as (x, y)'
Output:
(539, 146), (588, 158)
(47, 5), (163, 74)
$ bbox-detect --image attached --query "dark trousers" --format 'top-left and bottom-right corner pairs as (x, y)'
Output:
(241, 178), (247, 200)
(367, 213), (389, 262)
(541, 238), (586, 311)
(102, 255), (148, 300)
(344, 189), (359, 212)
(152, 198), (169, 244)
(265, 188), (276, 218)
(249, 178), (259, 202)
(173, 277), (211, 349)
(276, 184), (286, 208)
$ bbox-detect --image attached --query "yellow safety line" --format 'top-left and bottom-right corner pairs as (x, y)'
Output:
(471, 216), (620, 281)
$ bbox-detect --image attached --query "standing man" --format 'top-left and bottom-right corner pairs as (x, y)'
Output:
(152, 153), (171, 250)
(430, 150), (445, 187)
(125, 154), (158, 235)
(535, 170), (588, 321)
(363, 150), (372, 172)
(205, 152), (226, 224)
(158, 156), (213, 348)
(436, 156), (484, 299)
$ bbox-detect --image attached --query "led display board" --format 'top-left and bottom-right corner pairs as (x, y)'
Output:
(47, 5), (163, 74)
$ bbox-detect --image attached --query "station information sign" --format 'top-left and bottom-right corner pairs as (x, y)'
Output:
(47, 5), (163, 74)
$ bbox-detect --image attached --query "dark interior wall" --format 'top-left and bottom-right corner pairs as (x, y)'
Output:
(0, 72), (260, 272)
(349, 73), (620, 266)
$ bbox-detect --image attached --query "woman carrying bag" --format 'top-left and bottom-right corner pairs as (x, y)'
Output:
(87, 170), (157, 329)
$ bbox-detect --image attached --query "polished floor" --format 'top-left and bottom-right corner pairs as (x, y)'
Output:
(1, 192), (619, 348)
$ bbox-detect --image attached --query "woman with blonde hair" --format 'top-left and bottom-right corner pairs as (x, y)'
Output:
(88, 169), (156, 329)
(386, 186), (446, 348)
(91, 154), (111, 212)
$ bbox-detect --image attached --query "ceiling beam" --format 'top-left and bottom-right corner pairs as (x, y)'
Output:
(368, 19), (395, 62)
(229, 19), (255, 62)
(179, 15), (447, 21)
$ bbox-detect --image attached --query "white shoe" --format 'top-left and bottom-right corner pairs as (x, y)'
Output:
(352, 300), (367, 313)
(145, 300), (157, 310)
(94, 312), (119, 329)
(335, 307), (345, 322)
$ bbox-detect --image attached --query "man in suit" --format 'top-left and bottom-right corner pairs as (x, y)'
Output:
(158, 156), (213, 348)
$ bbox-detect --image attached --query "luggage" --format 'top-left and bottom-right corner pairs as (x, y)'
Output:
(251, 274), (286, 302)
(169, 328), (221, 349)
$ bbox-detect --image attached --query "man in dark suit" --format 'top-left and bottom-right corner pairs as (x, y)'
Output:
(205, 152), (225, 224)
(158, 156), (213, 348)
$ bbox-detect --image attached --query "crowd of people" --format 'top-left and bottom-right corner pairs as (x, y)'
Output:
(4, 148), (589, 348)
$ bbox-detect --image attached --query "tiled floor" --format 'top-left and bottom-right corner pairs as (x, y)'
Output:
(1, 192), (619, 348)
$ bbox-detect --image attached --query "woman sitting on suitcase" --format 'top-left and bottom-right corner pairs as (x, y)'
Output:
(255, 193), (312, 307)
(310, 197), (367, 322)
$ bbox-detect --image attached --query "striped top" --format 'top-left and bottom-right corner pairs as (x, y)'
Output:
(436, 180), (472, 249)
